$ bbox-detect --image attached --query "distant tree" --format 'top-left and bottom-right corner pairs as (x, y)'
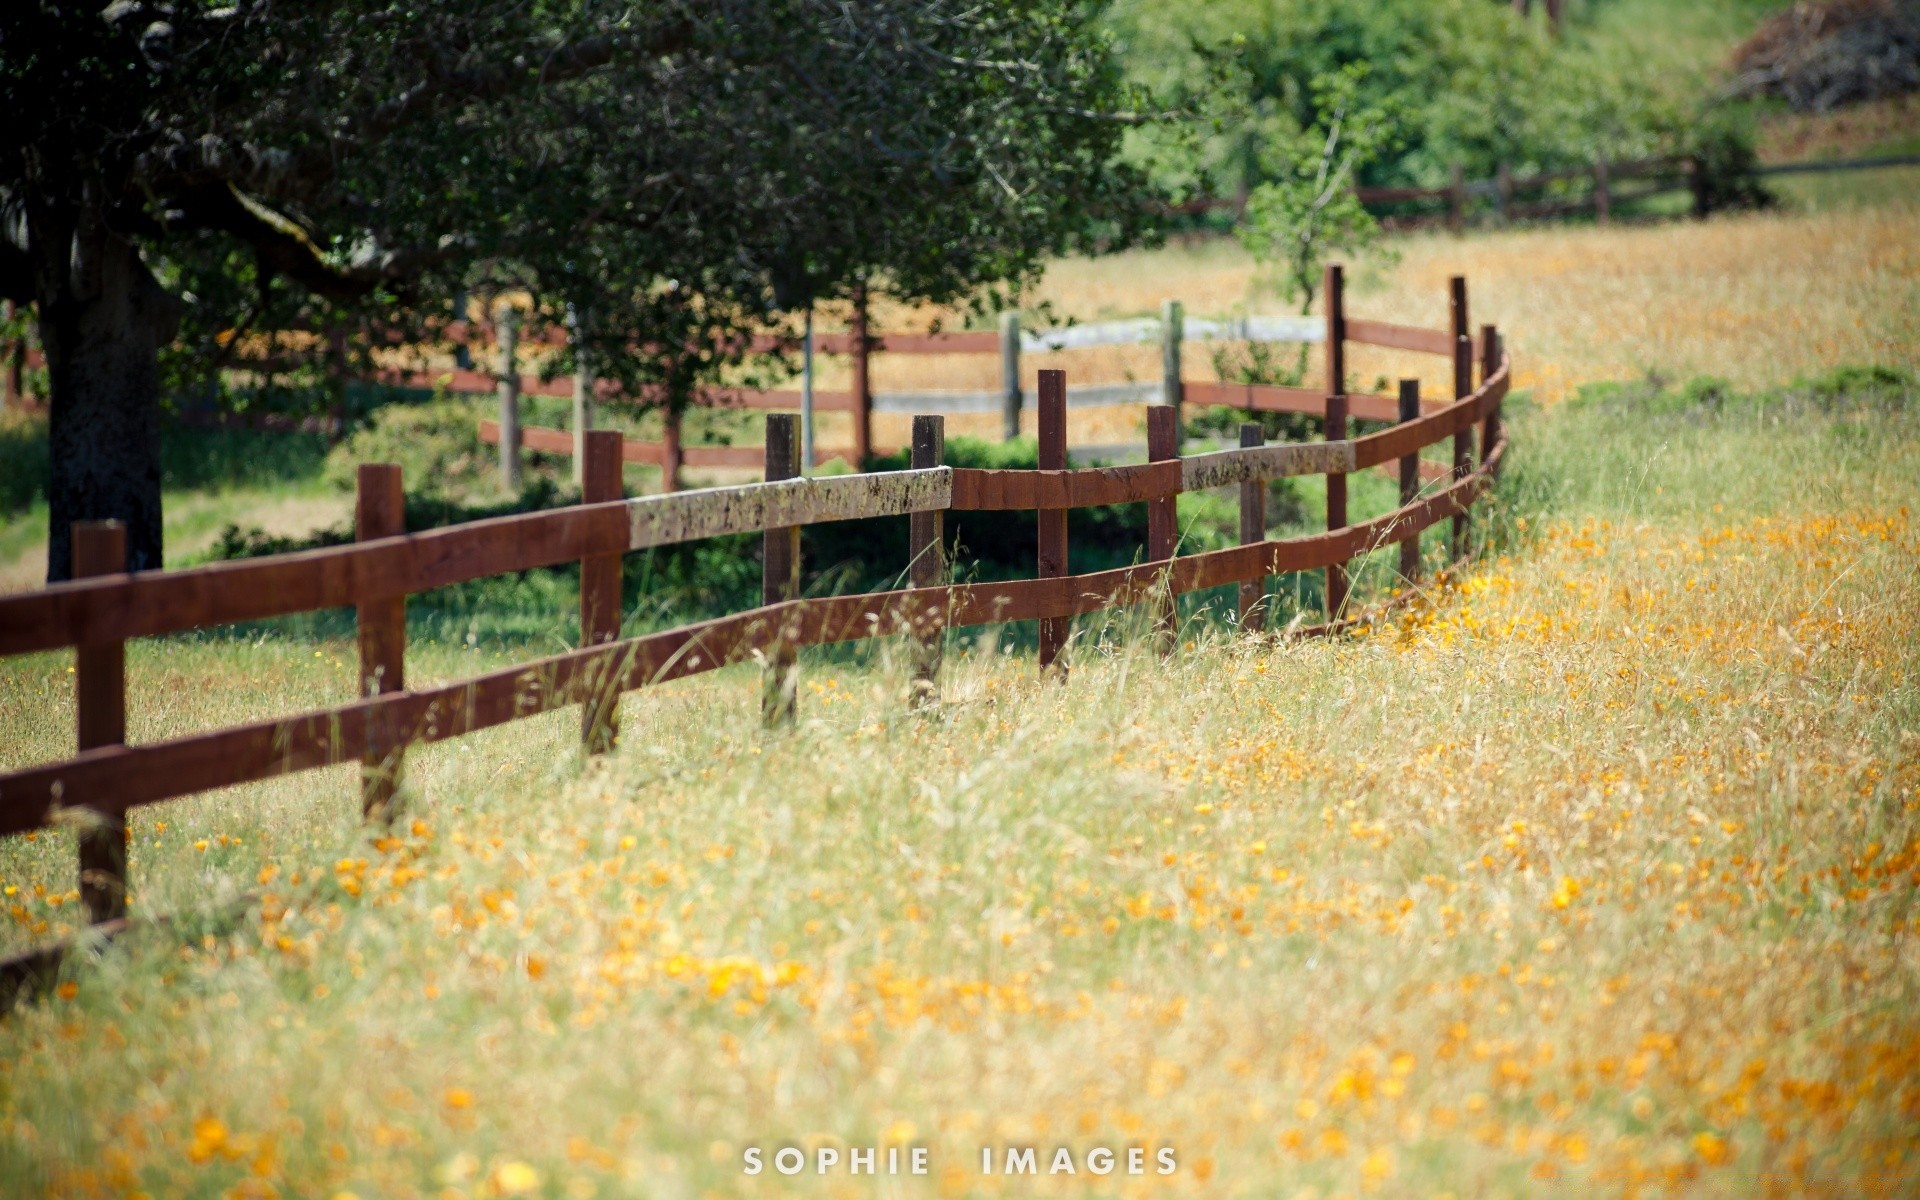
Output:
(1230, 66), (1398, 385)
(1, 1), (1158, 579)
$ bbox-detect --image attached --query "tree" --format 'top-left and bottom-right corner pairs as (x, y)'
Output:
(2, 1), (1157, 580)
(1231, 66), (1396, 385)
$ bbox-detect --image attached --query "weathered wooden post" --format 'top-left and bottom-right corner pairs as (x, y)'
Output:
(1495, 163), (1513, 222)
(356, 463), (406, 821)
(801, 307), (816, 473)
(850, 282), (873, 467)
(1450, 277), (1473, 561)
(72, 520), (127, 925)
(1036, 369), (1069, 675)
(1398, 379), (1422, 583)
(661, 407), (683, 493)
(571, 326), (594, 487)
(1481, 323), (1504, 473)
(1448, 164), (1466, 235)
(1000, 311), (1022, 443)
(1160, 299), (1184, 438)
(1324, 264), (1349, 621)
(1237, 422), (1266, 631)
(1147, 404), (1180, 651)
(494, 303), (522, 490)
(580, 429), (625, 754)
(763, 414), (802, 724)
(1593, 157), (1612, 225)
(909, 414), (946, 707)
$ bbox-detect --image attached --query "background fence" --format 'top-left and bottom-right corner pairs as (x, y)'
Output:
(0, 265), (1508, 996)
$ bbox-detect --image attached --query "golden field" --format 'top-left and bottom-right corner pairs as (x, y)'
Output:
(1, 166), (1919, 1199)
(848, 186), (1920, 453)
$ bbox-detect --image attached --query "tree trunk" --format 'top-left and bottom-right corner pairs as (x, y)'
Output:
(34, 208), (179, 581)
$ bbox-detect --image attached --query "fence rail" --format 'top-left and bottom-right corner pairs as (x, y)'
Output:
(0, 266), (1508, 992)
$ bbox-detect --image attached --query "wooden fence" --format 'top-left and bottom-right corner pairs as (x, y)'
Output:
(0, 266), (1508, 992)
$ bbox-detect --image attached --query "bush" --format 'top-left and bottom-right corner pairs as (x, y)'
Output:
(0, 409), (49, 516)
(322, 399), (497, 500)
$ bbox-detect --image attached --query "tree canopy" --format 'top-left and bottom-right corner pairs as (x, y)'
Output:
(1, 1), (1160, 578)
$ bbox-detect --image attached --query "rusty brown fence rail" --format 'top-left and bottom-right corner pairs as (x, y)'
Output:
(0, 267), (1508, 992)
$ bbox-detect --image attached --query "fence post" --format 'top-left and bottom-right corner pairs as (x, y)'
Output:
(1496, 163), (1513, 222)
(1450, 277), (1474, 562)
(1398, 380), (1422, 584)
(1593, 157), (1611, 225)
(661, 407), (683, 494)
(356, 463), (406, 822)
(1448, 164), (1466, 234)
(763, 413), (802, 724)
(571, 323), (593, 486)
(1160, 299), (1183, 438)
(1000, 311), (1022, 443)
(494, 303), (522, 490)
(1036, 369), (1069, 675)
(1481, 323), (1504, 473)
(851, 281), (873, 467)
(1237, 422), (1266, 632)
(1147, 404), (1179, 652)
(72, 520), (127, 926)
(580, 429), (625, 754)
(1324, 264), (1349, 621)
(909, 415), (946, 707)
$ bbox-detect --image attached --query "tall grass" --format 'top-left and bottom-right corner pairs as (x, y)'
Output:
(0, 368), (1913, 1197)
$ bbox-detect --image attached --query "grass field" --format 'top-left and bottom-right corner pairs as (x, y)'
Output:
(4, 45), (1920, 1188)
(1, 365), (1917, 1197)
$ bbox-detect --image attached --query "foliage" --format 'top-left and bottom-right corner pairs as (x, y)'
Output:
(1, 0), (1167, 575)
(0, 410), (48, 516)
(1237, 66), (1399, 316)
(1107, 0), (1760, 205)
(320, 400), (499, 500)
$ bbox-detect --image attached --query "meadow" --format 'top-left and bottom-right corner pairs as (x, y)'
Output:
(2, 143), (1919, 1200)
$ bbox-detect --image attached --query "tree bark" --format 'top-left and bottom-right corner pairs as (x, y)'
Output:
(33, 206), (180, 581)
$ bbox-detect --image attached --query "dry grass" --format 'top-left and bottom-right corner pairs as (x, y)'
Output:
(823, 193), (1920, 456)
(0, 369), (1915, 1197)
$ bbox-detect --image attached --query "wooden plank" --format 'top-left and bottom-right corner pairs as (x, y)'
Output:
(580, 431), (625, 752)
(948, 461), (1177, 511)
(0, 502), (632, 657)
(71, 521), (127, 925)
(1182, 380), (1409, 423)
(909, 416), (946, 707)
(625, 467), (951, 549)
(762, 415), (801, 726)
(1180, 440), (1356, 491)
(355, 465), (406, 822)
(1037, 370), (1069, 673)
(1348, 364), (1507, 471)
(1343, 318), (1454, 357)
